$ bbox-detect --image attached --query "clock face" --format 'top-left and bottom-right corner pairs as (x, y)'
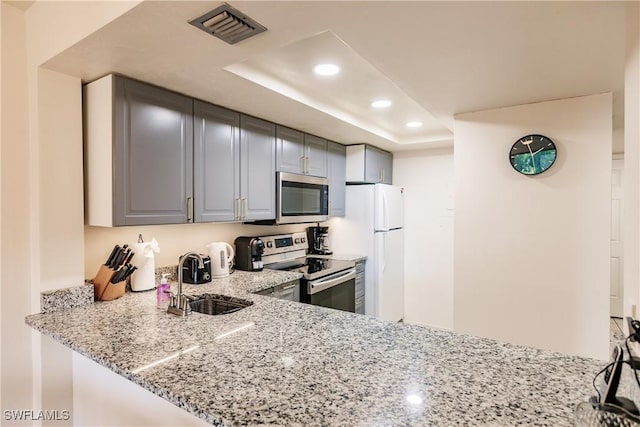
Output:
(509, 134), (557, 175)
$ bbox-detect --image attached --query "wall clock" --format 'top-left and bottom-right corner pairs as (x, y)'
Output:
(509, 134), (557, 175)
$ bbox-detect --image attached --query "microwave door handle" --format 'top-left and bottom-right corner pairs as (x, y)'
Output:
(308, 270), (356, 294)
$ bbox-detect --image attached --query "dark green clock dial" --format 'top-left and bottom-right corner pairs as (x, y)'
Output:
(509, 134), (557, 175)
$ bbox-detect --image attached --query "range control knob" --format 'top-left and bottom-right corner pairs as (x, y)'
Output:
(301, 237), (306, 243)
(266, 241), (273, 248)
(294, 238), (301, 244)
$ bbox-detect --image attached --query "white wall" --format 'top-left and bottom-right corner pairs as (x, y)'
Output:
(0, 1), (3, 414)
(84, 223), (308, 279)
(625, 2), (640, 327)
(38, 69), (85, 292)
(35, 69), (86, 427)
(1, 1), (140, 421)
(393, 148), (454, 330)
(1, 3), (33, 418)
(454, 94), (612, 360)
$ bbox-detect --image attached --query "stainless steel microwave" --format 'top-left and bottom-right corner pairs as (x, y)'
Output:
(276, 172), (329, 224)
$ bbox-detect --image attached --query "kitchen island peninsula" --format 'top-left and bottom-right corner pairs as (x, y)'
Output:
(27, 269), (602, 426)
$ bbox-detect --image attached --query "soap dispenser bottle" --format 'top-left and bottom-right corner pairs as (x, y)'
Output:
(157, 274), (171, 309)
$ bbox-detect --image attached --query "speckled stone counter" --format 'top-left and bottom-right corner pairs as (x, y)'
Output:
(26, 269), (603, 426)
(40, 284), (94, 313)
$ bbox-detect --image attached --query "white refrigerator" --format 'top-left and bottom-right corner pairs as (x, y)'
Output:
(330, 184), (404, 321)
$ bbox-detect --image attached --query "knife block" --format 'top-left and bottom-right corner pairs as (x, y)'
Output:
(92, 265), (126, 301)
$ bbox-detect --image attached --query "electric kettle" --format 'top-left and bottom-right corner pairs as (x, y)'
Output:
(206, 242), (234, 278)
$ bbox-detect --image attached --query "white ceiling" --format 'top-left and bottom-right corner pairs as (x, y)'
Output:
(225, 30), (452, 145)
(43, 1), (626, 153)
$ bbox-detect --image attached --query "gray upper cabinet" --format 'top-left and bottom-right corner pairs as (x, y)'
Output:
(193, 101), (240, 222)
(346, 144), (393, 184)
(194, 106), (275, 222)
(84, 74), (193, 226)
(327, 141), (346, 217)
(379, 150), (393, 185)
(276, 126), (327, 177)
(303, 134), (328, 177)
(240, 115), (276, 221)
(364, 146), (383, 183)
(84, 74), (323, 226)
(115, 78), (193, 225)
(275, 126), (305, 174)
(364, 145), (393, 184)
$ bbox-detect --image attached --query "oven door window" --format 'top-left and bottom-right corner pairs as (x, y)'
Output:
(281, 181), (328, 217)
(307, 278), (355, 313)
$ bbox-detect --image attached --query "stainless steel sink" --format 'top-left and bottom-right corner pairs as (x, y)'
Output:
(188, 295), (253, 315)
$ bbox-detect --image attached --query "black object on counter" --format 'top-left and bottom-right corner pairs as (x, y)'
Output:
(105, 245), (120, 266)
(181, 254), (212, 284)
(234, 237), (264, 271)
(104, 244), (136, 272)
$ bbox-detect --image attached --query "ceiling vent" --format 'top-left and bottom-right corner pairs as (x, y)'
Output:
(189, 3), (267, 45)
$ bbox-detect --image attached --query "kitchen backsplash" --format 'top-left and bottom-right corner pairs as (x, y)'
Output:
(84, 221), (309, 280)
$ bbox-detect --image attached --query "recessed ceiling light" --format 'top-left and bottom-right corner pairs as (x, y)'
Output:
(371, 100), (392, 109)
(406, 121), (423, 128)
(313, 64), (340, 76)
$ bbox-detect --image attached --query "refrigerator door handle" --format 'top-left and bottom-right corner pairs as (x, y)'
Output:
(382, 192), (389, 231)
(382, 232), (387, 272)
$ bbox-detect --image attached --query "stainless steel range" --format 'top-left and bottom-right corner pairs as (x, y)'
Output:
(261, 232), (356, 313)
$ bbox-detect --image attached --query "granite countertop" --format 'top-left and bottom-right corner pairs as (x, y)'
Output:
(26, 269), (603, 426)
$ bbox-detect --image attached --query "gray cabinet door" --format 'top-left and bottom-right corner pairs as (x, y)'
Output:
(193, 101), (240, 222)
(364, 146), (383, 184)
(113, 77), (193, 225)
(255, 287), (274, 297)
(327, 141), (346, 217)
(355, 260), (365, 314)
(304, 134), (328, 177)
(363, 146), (393, 184)
(276, 280), (300, 302)
(276, 125), (305, 174)
(240, 115), (276, 220)
(380, 151), (393, 184)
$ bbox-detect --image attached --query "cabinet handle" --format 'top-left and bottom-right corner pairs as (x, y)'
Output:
(235, 198), (240, 220)
(301, 156), (306, 174)
(381, 168), (385, 183)
(281, 283), (296, 291)
(242, 198), (248, 219)
(187, 197), (193, 222)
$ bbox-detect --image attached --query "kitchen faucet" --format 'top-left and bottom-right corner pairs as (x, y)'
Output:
(168, 252), (204, 316)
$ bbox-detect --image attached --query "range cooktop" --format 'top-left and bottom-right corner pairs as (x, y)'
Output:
(260, 232), (355, 281)
(266, 257), (355, 281)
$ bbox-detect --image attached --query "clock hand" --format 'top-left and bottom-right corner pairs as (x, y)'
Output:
(527, 143), (536, 171)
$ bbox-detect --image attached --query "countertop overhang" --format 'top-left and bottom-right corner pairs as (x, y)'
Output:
(26, 269), (601, 426)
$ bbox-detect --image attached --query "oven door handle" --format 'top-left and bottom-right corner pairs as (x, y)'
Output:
(308, 269), (356, 295)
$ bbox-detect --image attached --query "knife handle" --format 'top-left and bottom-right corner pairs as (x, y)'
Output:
(113, 250), (127, 269)
(123, 251), (135, 266)
(105, 245), (120, 266)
